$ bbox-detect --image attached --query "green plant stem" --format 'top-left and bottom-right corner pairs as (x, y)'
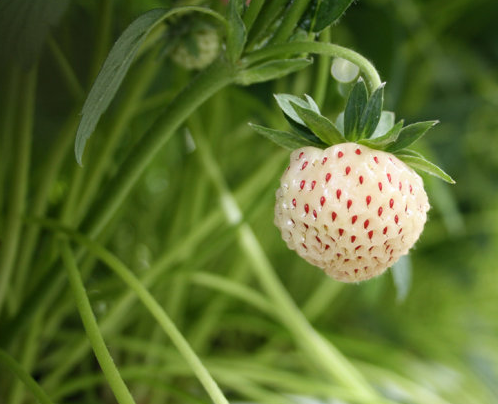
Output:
(0, 67), (20, 230)
(76, 52), (161, 223)
(312, 27), (332, 108)
(242, 0), (265, 33)
(47, 36), (84, 100)
(89, 0), (113, 83)
(192, 130), (380, 399)
(12, 110), (80, 312)
(58, 230), (229, 404)
(269, 0), (313, 45)
(0, 67), (36, 316)
(59, 241), (137, 404)
(81, 58), (236, 240)
(0, 349), (55, 404)
(242, 41), (382, 93)
(246, 0), (288, 50)
(8, 310), (43, 404)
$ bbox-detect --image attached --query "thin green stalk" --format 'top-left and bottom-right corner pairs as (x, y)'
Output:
(246, 0), (288, 50)
(312, 27), (332, 108)
(81, 58), (236, 239)
(8, 311), (43, 404)
(47, 36), (84, 100)
(58, 229), (229, 404)
(0, 68), (36, 316)
(192, 130), (380, 399)
(242, 0), (265, 33)
(242, 41), (382, 93)
(302, 279), (344, 322)
(269, 0), (313, 45)
(12, 110), (80, 312)
(59, 241), (137, 404)
(0, 349), (55, 404)
(89, 0), (113, 83)
(0, 67), (20, 231)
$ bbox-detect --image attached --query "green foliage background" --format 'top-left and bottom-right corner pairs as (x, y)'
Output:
(1, 0), (497, 403)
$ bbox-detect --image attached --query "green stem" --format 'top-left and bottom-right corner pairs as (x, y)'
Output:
(0, 349), (55, 404)
(269, 0), (313, 45)
(47, 36), (84, 100)
(58, 230), (229, 404)
(12, 110), (80, 312)
(60, 241), (137, 404)
(81, 57), (236, 239)
(242, 0), (265, 33)
(246, 0), (288, 50)
(312, 27), (332, 108)
(89, 0), (113, 83)
(0, 68), (36, 316)
(242, 41), (382, 93)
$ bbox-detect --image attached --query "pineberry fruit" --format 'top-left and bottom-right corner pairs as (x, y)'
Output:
(275, 143), (429, 282)
(251, 80), (454, 282)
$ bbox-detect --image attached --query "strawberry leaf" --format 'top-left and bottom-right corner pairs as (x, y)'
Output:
(312, 0), (355, 32)
(285, 118), (326, 146)
(226, 0), (246, 63)
(358, 83), (385, 139)
(387, 121), (438, 152)
(274, 93), (320, 126)
(249, 123), (325, 150)
(358, 120), (403, 149)
(343, 78), (368, 140)
(290, 102), (346, 146)
(397, 153), (455, 184)
(236, 58), (312, 85)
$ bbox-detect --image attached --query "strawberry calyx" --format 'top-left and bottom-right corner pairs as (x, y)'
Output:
(251, 78), (455, 184)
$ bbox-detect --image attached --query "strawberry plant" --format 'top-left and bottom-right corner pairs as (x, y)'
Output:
(1, 0), (497, 404)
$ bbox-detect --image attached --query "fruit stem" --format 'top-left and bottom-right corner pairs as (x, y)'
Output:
(242, 41), (382, 93)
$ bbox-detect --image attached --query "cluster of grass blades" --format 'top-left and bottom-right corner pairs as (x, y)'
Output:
(1, 0), (498, 404)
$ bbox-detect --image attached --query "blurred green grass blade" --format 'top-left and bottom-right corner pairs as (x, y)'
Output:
(0, 0), (69, 68)
(236, 58), (313, 85)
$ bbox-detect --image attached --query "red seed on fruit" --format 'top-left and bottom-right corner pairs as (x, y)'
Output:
(345, 166), (351, 175)
(301, 161), (308, 170)
(374, 156), (379, 164)
(311, 180), (316, 190)
(325, 173), (331, 182)
(292, 198), (296, 207)
(351, 236), (356, 243)
(304, 204), (309, 213)
(300, 180), (305, 190)
(378, 207), (383, 217)
(339, 228), (344, 236)
(320, 196), (326, 206)
(347, 199), (352, 209)
(336, 189), (342, 200)
(378, 182), (383, 191)
(366, 195), (372, 206)
(338, 151), (344, 158)
(389, 199), (394, 208)
(368, 230), (374, 240)
(313, 210), (317, 218)
(359, 176), (364, 184)
(331, 212), (337, 221)
(355, 148), (361, 155)
(364, 220), (369, 229)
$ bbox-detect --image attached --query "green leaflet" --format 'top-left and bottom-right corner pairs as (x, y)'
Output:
(236, 58), (312, 85)
(391, 255), (412, 303)
(290, 102), (346, 146)
(371, 111), (395, 139)
(226, 0), (246, 63)
(249, 123), (325, 150)
(387, 121), (439, 152)
(397, 153), (455, 184)
(312, 0), (355, 32)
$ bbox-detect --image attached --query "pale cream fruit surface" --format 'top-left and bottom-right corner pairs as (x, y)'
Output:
(171, 29), (220, 70)
(274, 143), (430, 282)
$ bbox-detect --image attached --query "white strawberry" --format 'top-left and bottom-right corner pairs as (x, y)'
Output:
(251, 80), (454, 282)
(274, 143), (429, 282)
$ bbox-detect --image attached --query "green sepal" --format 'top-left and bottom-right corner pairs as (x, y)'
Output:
(387, 121), (439, 152)
(358, 120), (404, 149)
(358, 82), (385, 139)
(343, 78), (368, 140)
(226, 0), (246, 63)
(249, 123), (326, 150)
(235, 58), (312, 85)
(285, 118), (326, 146)
(396, 152), (455, 184)
(290, 101), (347, 146)
(274, 93), (320, 126)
